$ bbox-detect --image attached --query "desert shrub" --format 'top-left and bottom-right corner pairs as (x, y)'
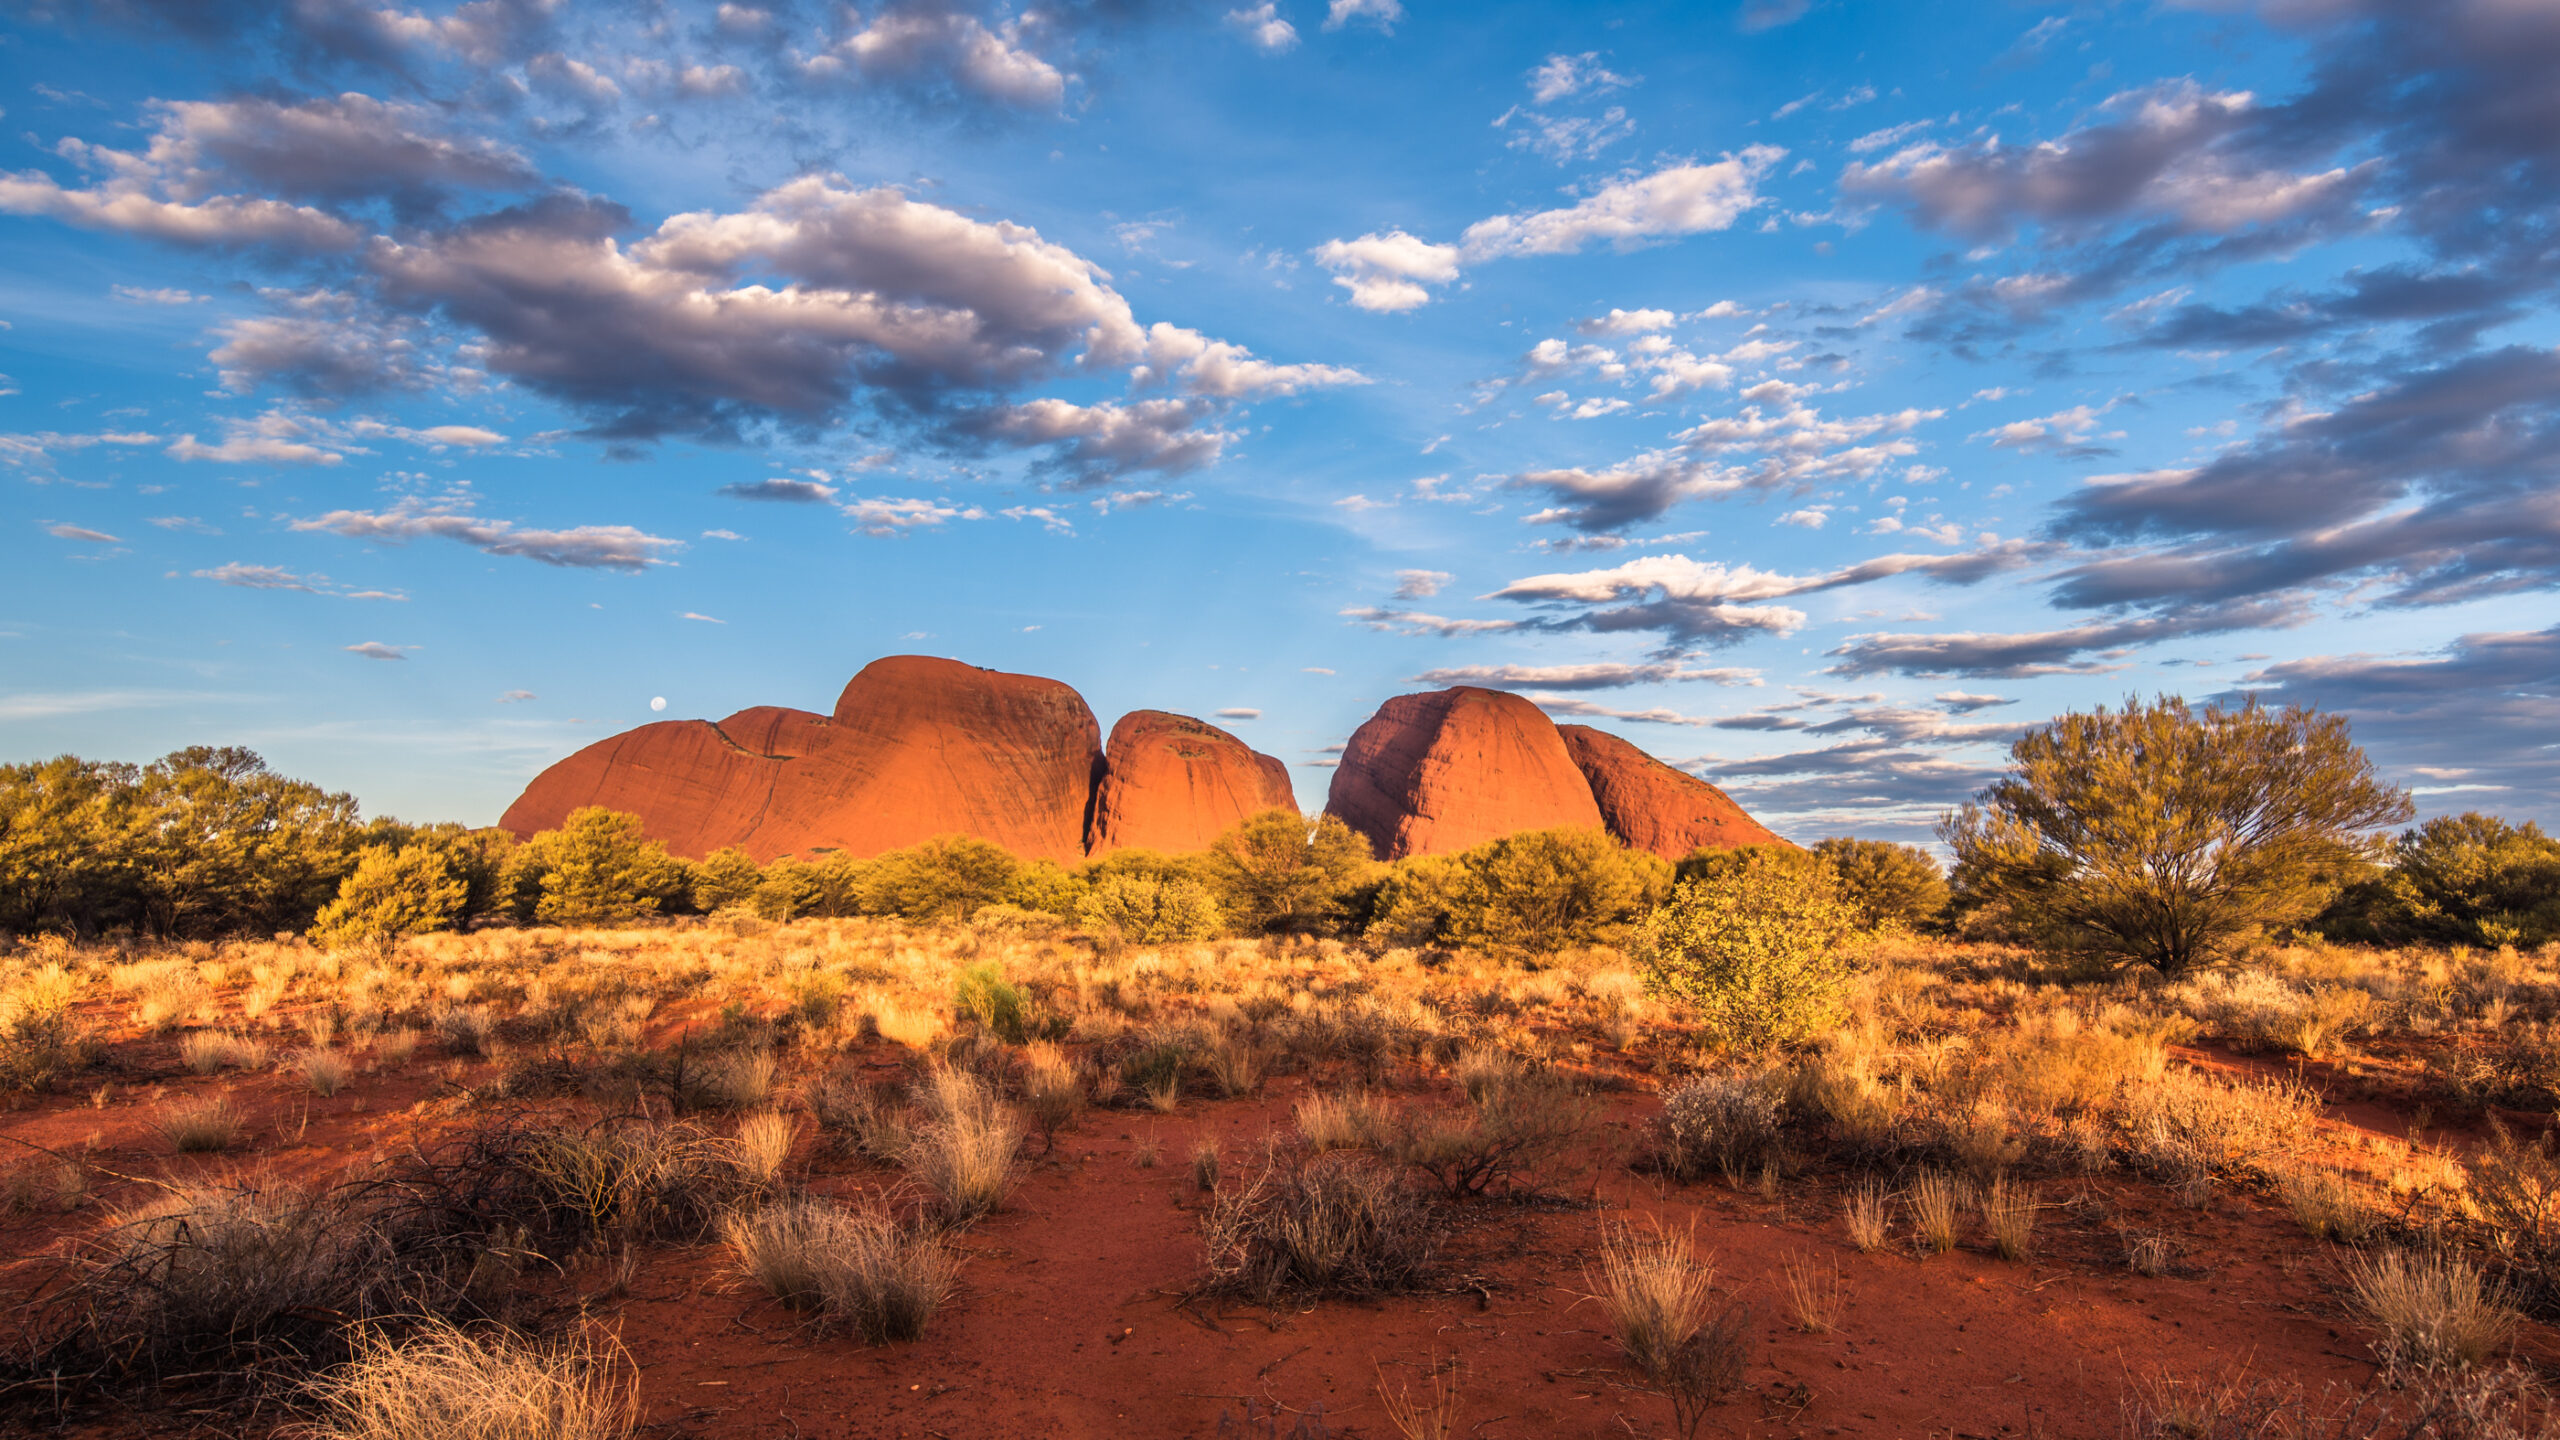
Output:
(1003, 859), (1088, 918)
(311, 843), (469, 951)
(1, 962), (91, 1090)
(160, 1096), (244, 1153)
(1655, 1071), (1784, 1184)
(2348, 1249), (2518, 1374)
(504, 809), (690, 927)
(301, 1318), (639, 1440)
(2278, 1169), (2377, 1243)
(1199, 1148), (1440, 1303)
(2463, 1122), (2560, 1308)
(1076, 874), (1224, 943)
(519, 1118), (742, 1246)
(860, 835), (1021, 922)
(1019, 1041), (1085, 1145)
(181, 1029), (270, 1074)
(1591, 1224), (1750, 1436)
(1295, 1089), (1394, 1151)
(807, 1072), (914, 1162)
(1203, 809), (1375, 936)
(722, 1195), (955, 1342)
(2325, 811), (2560, 950)
(904, 1064), (1022, 1225)
(1813, 837), (1950, 933)
(1634, 848), (1860, 1049)
(1372, 829), (1668, 957)
(2110, 1067), (2321, 1185)
(1387, 1071), (1593, 1199)
(298, 1047), (352, 1097)
(690, 847), (765, 912)
(1943, 695), (2411, 977)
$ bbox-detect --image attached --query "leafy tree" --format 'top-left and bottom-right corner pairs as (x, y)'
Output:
(507, 807), (691, 927)
(1201, 809), (1375, 935)
(125, 746), (365, 937)
(1367, 828), (1666, 956)
(310, 843), (470, 950)
(1076, 873), (1224, 942)
(1813, 837), (1951, 933)
(691, 847), (766, 912)
(0, 756), (142, 936)
(2322, 812), (2560, 948)
(1942, 695), (2412, 977)
(1634, 845), (1861, 1049)
(859, 835), (1021, 922)
(1005, 859), (1089, 918)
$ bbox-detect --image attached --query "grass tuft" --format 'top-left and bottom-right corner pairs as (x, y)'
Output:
(722, 1195), (955, 1343)
(2345, 1248), (2517, 1374)
(159, 1096), (244, 1153)
(301, 1319), (639, 1440)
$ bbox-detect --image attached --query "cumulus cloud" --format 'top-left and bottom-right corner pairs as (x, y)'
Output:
(1310, 229), (1462, 312)
(1324, 0), (1402, 33)
(796, 4), (1069, 110)
(843, 496), (983, 536)
(975, 397), (1233, 480)
(1576, 307), (1675, 336)
(1226, 3), (1298, 53)
(290, 499), (681, 570)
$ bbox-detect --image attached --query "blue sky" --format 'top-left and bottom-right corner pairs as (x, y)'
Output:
(5, 0), (2557, 844)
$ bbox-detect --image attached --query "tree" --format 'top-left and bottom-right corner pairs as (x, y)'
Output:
(1076, 874), (1224, 942)
(507, 807), (690, 927)
(1813, 837), (1951, 933)
(1941, 695), (2412, 977)
(1201, 809), (1374, 935)
(1367, 828), (1666, 956)
(310, 844), (470, 950)
(692, 847), (766, 912)
(2322, 812), (2560, 949)
(859, 835), (1021, 922)
(1634, 846), (1861, 1049)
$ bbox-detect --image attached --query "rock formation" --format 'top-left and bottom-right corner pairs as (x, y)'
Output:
(1323, 687), (1606, 860)
(1086, 710), (1296, 855)
(1558, 724), (1784, 858)
(498, 655), (1103, 863)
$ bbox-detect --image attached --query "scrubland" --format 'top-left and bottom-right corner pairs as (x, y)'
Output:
(6, 918), (2560, 1438)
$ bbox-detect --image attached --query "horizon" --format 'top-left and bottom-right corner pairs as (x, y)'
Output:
(5, 0), (2554, 845)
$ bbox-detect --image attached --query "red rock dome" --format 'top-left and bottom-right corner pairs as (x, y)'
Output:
(1086, 710), (1296, 854)
(1557, 723), (1784, 859)
(1323, 687), (1605, 860)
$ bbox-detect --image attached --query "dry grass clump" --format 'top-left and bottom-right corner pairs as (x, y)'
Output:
(1781, 1252), (1842, 1334)
(300, 1319), (638, 1440)
(2114, 1068), (2322, 1187)
(903, 1064), (1022, 1226)
(1908, 1170), (1965, 1255)
(521, 1119), (742, 1246)
(722, 1196), (955, 1343)
(159, 1096), (244, 1153)
(2346, 1249), (2518, 1375)
(298, 1048), (352, 1097)
(1375, 1357), (1463, 1440)
(2121, 1359), (2554, 1440)
(731, 1111), (796, 1188)
(1295, 1090), (1392, 1152)
(1387, 1069), (1592, 1200)
(1207, 1031), (1274, 1097)
(1019, 1041), (1085, 1145)
(1656, 1070), (1783, 1185)
(180, 1030), (270, 1074)
(806, 1072), (913, 1162)
(1980, 1177), (2038, 1260)
(1199, 1148), (1440, 1305)
(1590, 1224), (1750, 1439)
(1843, 1180), (1891, 1252)
(689, 1048), (776, 1111)
(2280, 1169), (2378, 1243)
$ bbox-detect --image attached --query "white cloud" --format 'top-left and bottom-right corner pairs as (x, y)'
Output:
(1460, 150), (1784, 259)
(345, 641), (411, 660)
(1576, 307), (1675, 336)
(45, 523), (119, 543)
(1310, 230), (1462, 312)
(798, 5), (1069, 109)
(1528, 52), (1634, 104)
(291, 500), (681, 569)
(1216, 707), (1262, 719)
(843, 496), (983, 536)
(1392, 568), (1452, 599)
(1324, 0), (1403, 33)
(112, 285), (204, 304)
(1225, 3), (1299, 53)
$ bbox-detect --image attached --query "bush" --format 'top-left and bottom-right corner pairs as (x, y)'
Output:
(302, 1319), (639, 1440)
(1592, 1224), (1750, 1433)
(1199, 1148), (1439, 1303)
(1387, 1071), (1593, 1199)
(1076, 873), (1224, 942)
(1634, 848), (1859, 1050)
(0, 963), (90, 1091)
(312, 843), (470, 950)
(952, 961), (1032, 1043)
(722, 1196), (955, 1342)
(1812, 837), (1949, 933)
(860, 835), (1020, 922)
(1203, 809), (1374, 935)
(1655, 1071), (1784, 1183)
(1943, 695), (2411, 977)
(690, 847), (765, 912)
(2322, 812), (2560, 949)
(2347, 1249), (2517, 1374)
(1369, 829), (1666, 957)
(505, 809), (690, 927)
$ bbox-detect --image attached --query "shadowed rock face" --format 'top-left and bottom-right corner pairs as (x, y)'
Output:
(1557, 724), (1784, 859)
(1323, 687), (1606, 860)
(1086, 710), (1295, 855)
(498, 655), (1103, 863)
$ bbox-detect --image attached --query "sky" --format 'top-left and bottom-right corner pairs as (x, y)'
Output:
(3, 0), (2557, 846)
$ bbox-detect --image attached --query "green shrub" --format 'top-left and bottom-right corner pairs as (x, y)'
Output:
(1635, 848), (1859, 1050)
(1076, 874), (1224, 942)
(953, 961), (1032, 1043)
(311, 844), (470, 950)
(2321, 812), (2560, 948)
(1366, 829), (1666, 956)
(1005, 858), (1089, 918)
(690, 847), (765, 912)
(505, 808), (690, 927)
(1812, 837), (1949, 933)
(1203, 809), (1374, 935)
(859, 835), (1021, 922)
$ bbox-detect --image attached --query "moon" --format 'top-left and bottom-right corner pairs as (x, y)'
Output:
(650, 696), (667, 712)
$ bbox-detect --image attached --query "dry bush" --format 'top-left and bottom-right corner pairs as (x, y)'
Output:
(688, 1048), (776, 1111)
(520, 1119), (742, 1246)
(1844, 1180), (1891, 1252)
(1019, 1041), (1085, 1145)
(1655, 1070), (1783, 1185)
(1781, 1252), (1842, 1334)
(721, 1195), (955, 1343)
(1193, 1139), (1221, 1192)
(299, 1048), (352, 1097)
(2122, 1360), (2558, 1440)
(434, 1004), (495, 1058)
(1388, 1070), (1592, 1200)
(2464, 1123), (2560, 1308)
(2282, 1169), (2379, 1243)
(732, 1111), (796, 1188)
(2348, 1249), (2519, 1374)
(1295, 1090), (1392, 1152)
(299, 1319), (638, 1440)
(4, 1155), (87, 1214)
(1980, 1177), (2038, 1260)
(1207, 1032), (1275, 1097)
(160, 1096), (244, 1153)
(1908, 1170), (1965, 1256)
(903, 1065), (1022, 1226)
(807, 1071), (912, 1162)
(181, 1031), (270, 1074)
(1199, 1147), (1440, 1304)
(1591, 1223), (1750, 1439)
(2113, 1067), (2322, 1186)
(1453, 1048), (1524, 1104)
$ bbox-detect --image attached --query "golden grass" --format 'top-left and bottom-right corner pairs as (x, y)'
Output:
(1781, 1252), (1841, 1334)
(159, 1096), (243, 1153)
(300, 1319), (638, 1440)
(1375, 1357), (1463, 1440)
(1908, 1170), (1964, 1256)
(2345, 1248), (2517, 1373)
(721, 1196), (955, 1342)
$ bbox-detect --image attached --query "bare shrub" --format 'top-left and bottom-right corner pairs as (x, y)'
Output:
(2347, 1249), (2518, 1374)
(722, 1195), (955, 1343)
(1655, 1070), (1783, 1184)
(1199, 1148), (1440, 1304)
(2462, 1122), (2560, 1307)
(160, 1096), (244, 1153)
(300, 1318), (639, 1440)
(1388, 1071), (1592, 1200)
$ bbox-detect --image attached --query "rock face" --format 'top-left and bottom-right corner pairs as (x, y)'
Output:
(498, 656), (1103, 863)
(1558, 724), (1784, 859)
(1324, 687), (1606, 860)
(1086, 710), (1296, 855)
